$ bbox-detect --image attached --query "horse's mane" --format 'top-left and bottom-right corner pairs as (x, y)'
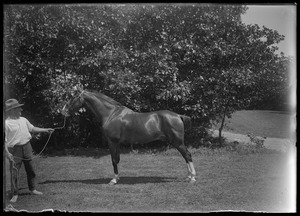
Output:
(85, 89), (122, 107)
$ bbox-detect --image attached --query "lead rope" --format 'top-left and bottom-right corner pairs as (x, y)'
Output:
(10, 115), (67, 161)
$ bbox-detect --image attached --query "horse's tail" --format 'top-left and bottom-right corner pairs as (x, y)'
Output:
(180, 115), (191, 131)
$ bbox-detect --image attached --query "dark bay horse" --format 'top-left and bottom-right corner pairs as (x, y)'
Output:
(61, 89), (196, 184)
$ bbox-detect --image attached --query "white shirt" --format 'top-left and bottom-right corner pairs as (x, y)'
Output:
(5, 117), (34, 147)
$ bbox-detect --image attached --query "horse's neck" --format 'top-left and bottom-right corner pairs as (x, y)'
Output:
(83, 94), (115, 124)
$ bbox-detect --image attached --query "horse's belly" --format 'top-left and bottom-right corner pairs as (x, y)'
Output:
(127, 134), (165, 144)
(125, 125), (165, 144)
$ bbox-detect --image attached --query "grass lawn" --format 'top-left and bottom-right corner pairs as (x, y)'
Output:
(4, 148), (294, 212)
(4, 110), (296, 212)
(212, 110), (294, 139)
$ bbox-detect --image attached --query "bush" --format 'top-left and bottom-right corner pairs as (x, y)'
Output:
(247, 133), (266, 149)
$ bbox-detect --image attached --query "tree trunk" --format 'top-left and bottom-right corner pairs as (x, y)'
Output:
(218, 115), (226, 146)
(218, 100), (230, 146)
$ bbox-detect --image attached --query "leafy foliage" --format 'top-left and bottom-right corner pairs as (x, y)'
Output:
(3, 4), (291, 149)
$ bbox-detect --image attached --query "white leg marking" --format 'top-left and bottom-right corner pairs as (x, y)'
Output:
(109, 174), (120, 185)
(186, 163), (192, 181)
(188, 162), (196, 183)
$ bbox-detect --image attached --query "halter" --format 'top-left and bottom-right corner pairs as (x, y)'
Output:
(62, 90), (85, 116)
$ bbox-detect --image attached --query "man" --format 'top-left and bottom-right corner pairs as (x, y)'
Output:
(5, 98), (54, 203)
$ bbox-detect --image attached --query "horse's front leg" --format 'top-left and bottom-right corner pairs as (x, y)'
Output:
(108, 140), (120, 185)
(109, 160), (120, 185)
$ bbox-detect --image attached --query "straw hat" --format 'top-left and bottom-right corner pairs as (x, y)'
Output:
(5, 99), (24, 111)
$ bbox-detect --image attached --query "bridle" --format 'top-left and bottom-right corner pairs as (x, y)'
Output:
(62, 90), (85, 116)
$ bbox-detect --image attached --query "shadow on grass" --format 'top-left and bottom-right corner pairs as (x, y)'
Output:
(39, 176), (178, 185)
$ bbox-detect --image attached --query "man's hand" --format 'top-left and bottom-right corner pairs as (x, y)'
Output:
(45, 128), (55, 133)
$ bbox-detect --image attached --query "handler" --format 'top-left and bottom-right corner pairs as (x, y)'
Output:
(4, 98), (54, 203)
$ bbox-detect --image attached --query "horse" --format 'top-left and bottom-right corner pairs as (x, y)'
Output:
(61, 88), (196, 185)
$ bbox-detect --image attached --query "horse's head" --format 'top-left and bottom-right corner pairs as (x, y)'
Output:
(61, 89), (85, 117)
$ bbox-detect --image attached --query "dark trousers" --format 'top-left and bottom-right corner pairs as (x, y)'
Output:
(9, 142), (36, 195)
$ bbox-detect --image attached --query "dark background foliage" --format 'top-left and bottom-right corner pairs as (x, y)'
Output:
(3, 4), (292, 150)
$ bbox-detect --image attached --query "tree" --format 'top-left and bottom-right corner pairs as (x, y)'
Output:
(4, 4), (290, 149)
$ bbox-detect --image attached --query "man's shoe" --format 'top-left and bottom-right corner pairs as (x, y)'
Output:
(31, 190), (43, 195)
(10, 195), (18, 203)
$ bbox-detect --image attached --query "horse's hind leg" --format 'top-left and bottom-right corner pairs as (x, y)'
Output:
(108, 140), (120, 185)
(170, 136), (196, 183)
(177, 144), (196, 183)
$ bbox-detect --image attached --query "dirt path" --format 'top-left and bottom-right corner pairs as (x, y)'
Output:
(211, 130), (296, 153)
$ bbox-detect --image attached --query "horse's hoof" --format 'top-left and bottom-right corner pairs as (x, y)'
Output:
(185, 177), (191, 182)
(109, 178), (119, 185)
(189, 178), (196, 184)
